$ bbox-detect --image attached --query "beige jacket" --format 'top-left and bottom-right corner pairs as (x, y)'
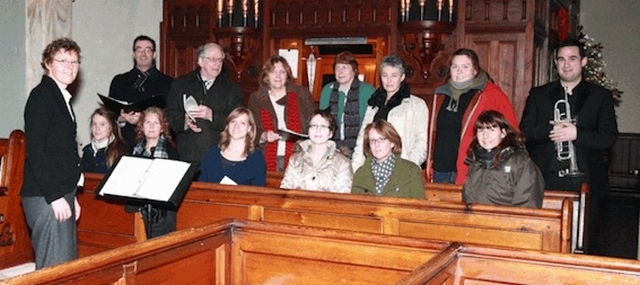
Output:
(280, 140), (353, 193)
(351, 95), (429, 171)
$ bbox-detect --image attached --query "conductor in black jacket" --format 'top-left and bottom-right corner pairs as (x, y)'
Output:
(520, 38), (618, 254)
(21, 38), (84, 269)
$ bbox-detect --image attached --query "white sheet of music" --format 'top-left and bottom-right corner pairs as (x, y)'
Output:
(99, 156), (191, 201)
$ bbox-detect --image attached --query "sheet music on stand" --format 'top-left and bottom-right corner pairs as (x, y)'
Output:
(96, 155), (199, 210)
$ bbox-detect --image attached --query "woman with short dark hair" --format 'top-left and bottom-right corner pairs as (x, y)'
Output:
(280, 109), (353, 193)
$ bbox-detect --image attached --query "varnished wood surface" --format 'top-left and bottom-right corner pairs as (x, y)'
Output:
(3, 220), (450, 285)
(76, 172), (571, 255)
(398, 242), (640, 285)
(0, 130), (33, 269)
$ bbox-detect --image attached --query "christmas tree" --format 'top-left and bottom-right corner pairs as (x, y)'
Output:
(578, 26), (623, 104)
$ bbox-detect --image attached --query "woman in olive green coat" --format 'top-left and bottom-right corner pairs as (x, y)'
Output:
(351, 119), (425, 199)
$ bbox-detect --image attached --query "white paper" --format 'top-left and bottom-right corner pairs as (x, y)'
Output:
(278, 49), (299, 78)
(99, 156), (191, 201)
(219, 176), (237, 185)
(183, 94), (199, 122)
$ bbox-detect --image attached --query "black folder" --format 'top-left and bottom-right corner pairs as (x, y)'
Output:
(98, 93), (165, 113)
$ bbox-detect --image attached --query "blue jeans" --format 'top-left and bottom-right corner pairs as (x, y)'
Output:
(433, 171), (456, 183)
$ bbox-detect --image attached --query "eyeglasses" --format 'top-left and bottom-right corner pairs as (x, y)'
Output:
(53, 59), (80, 67)
(309, 124), (330, 131)
(368, 137), (388, 145)
(201, 56), (224, 64)
(134, 47), (154, 54)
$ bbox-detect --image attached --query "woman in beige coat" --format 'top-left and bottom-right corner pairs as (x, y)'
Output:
(280, 109), (353, 193)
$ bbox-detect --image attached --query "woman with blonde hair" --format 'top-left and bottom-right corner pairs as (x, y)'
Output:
(199, 107), (266, 186)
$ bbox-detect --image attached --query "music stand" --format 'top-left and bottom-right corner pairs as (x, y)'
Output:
(96, 155), (199, 238)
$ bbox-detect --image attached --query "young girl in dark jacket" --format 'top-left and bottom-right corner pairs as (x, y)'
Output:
(463, 110), (544, 208)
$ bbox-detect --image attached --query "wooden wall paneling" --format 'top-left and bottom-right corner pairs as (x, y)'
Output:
(464, 32), (529, 118)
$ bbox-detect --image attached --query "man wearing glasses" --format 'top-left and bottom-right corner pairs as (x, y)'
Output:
(108, 35), (173, 150)
(165, 42), (244, 162)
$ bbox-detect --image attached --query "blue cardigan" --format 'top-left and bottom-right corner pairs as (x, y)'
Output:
(198, 146), (266, 186)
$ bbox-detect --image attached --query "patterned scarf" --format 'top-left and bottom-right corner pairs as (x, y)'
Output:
(260, 92), (302, 171)
(132, 134), (170, 158)
(371, 154), (396, 195)
(329, 79), (362, 150)
(368, 82), (411, 121)
(133, 67), (158, 92)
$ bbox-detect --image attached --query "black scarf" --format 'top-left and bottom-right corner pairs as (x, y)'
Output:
(329, 79), (363, 150)
(369, 82), (411, 121)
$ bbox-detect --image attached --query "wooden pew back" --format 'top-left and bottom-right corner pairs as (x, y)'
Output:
(74, 174), (572, 258)
(178, 182), (572, 252)
(398, 243), (640, 285)
(0, 130), (33, 269)
(425, 181), (589, 253)
(267, 170), (587, 253)
(4, 220), (450, 284)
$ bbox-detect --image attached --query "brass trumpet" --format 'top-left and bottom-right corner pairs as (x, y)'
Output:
(550, 86), (584, 177)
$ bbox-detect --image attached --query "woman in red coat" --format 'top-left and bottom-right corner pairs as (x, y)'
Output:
(426, 48), (518, 185)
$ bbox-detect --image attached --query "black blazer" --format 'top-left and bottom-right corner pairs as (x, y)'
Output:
(21, 75), (81, 203)
(520, 79), (618, 193)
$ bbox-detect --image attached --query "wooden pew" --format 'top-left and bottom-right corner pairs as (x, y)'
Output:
(76, 173), (573, 255)
(425, 181), (589, 253)
(3, 220), (451, 284)
(5, 220), (640, 285)
(0, 130), (33, 269)
(398, 242), (640, 285)
(267, 170), (588, 253)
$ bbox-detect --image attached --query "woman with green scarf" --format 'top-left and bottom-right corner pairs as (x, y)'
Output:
(426, 48), (518, 185)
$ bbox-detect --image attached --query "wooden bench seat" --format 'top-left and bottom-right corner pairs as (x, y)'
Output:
(398, 242), (640, 285)
(0, 130), (33, 269)
(76, 173), (572, 256)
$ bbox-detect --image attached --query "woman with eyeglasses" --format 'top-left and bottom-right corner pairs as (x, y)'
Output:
(463, 110), (544, 208)
(280, 109), (353, 193)
(351, 119), (425, 199)
(22, 38), (83, 269)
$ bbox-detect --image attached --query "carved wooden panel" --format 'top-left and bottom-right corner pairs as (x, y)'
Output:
(464, 33), (529, 118)
(268, 0), (395, 38)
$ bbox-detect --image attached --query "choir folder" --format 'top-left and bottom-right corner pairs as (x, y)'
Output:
(98, 93), (165, 113)
(96, 155), (199, 210)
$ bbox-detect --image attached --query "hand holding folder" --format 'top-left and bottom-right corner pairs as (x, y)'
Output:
(99, 94), (165, 113)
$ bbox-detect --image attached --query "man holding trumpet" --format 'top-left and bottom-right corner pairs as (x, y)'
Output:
(520, 38), (618, 255)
